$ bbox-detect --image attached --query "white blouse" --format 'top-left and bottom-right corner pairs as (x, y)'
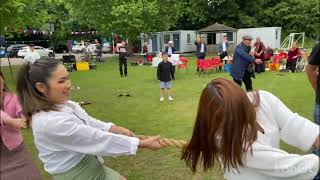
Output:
(224, 91), (319, 180)
(31, 101), (139, 174)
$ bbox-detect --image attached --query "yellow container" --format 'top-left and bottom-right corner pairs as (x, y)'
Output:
(76, 62), (89, 71)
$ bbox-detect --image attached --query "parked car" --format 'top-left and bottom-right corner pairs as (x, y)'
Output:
(6, 44), (28, 57)
(101, 42), (111, 53)
(0, 47), (6, 58)
(54, 44), (69, 53)
(72, 43), (86, 53)
(17, 46), (55, 57)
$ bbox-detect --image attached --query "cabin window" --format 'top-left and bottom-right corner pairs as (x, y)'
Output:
(187, 34), (191, 44)
(227, 32), (234, 42)
(207, 33), (216, 45)
(164, 35), (170, 44)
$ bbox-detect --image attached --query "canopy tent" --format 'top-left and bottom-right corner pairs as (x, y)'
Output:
(198, 23), (236, 33)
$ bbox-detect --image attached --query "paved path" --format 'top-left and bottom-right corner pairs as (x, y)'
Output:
(0, 53), (117, 67)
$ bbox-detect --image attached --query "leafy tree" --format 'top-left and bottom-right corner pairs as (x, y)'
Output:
(0, 0), (50, 36)
(67, 0), (184, 39)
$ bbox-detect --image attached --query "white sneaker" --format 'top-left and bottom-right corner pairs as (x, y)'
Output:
(168, 96), (174, 101)
(160, 97), (164, 102)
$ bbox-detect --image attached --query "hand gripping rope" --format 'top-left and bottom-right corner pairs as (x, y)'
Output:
(137, 135), (187, 148)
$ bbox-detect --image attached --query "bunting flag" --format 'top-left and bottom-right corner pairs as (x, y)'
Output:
(71, 31), (98, 35)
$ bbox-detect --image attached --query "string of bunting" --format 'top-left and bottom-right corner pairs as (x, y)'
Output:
(71, 31), (98, 35)
(137, 135), (188, 148)
(7, 40), (50, 44)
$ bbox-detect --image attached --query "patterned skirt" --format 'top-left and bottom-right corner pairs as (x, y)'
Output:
(0, 140), (42, 180)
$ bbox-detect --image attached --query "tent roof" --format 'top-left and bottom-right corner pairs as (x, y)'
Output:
(199, 23), (236, 33)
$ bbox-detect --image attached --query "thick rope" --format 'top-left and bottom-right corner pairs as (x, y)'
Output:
(137, 135), (187, 148)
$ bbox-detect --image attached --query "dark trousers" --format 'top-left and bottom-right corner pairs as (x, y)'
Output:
(286, 60), (297, 72)
(255, 62), (266, 73)
(197, 53), (206, 71)
(219, 51), (228, 61)
(119, 58), (127, 76)
(219, 51), (228, 70)
(233, 71), (253, 92)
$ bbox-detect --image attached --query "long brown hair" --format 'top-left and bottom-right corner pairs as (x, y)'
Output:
(16, 58), (60, 120)
(181, 78), (260, 173)
(0, 71), (10, 92)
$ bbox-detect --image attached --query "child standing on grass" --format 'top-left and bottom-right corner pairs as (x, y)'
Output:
(157, 52), (174, 102)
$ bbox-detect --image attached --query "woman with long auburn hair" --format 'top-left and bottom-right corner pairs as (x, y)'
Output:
(181, 78), (319, 180)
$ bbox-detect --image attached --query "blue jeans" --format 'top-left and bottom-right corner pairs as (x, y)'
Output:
(313, 103), (320, 180)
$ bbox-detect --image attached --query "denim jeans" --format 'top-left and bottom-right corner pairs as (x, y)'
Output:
(313, 103), (320, 180)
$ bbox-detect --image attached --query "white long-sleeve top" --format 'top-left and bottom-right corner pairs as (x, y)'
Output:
(24, 51), (40, 64)
(31, 101), (139, 174)
(224, 91), (319, 180)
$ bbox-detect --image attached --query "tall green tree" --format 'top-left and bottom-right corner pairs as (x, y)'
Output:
(259, 0), (319, 38)
(174, 0), (319, 37)
(67, 0), (184, 39)
(0, 0), (50, 36)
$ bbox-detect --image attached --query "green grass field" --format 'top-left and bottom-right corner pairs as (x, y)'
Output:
(1, 55), (315, 180)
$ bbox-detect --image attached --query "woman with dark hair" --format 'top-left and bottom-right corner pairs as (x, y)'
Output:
(253, 37), (266, 73)
(16, 57), (162, 180)
(181, 78), (319, 180)
(0, 71), (41, 180)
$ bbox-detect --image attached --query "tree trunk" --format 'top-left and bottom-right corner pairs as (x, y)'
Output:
(126, 39), (133, 56)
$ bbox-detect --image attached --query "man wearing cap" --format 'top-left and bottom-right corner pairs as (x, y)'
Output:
(165, 41), (176, 57)
(231, 35), (262, 91)
(165, 41), (177, 77)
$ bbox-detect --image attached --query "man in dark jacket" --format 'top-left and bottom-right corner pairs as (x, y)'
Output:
(218, 35), (229, 60)
(118, 41), (127, 77)
(165, 41), (176, 57)
(195, 36), (207, 71)
(307, 35), (320, 180)
(218, 35), (230, 70)
(231, 35), (262, 91)
(157, 52), (174, 102)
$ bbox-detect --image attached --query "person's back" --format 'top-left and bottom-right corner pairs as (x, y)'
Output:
(231, 43), (252, 80)
(224, 90), (319, 180)
(181, 78), (319, 180)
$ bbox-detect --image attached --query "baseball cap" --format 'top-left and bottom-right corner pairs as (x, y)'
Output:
(242, 35), (253, 40)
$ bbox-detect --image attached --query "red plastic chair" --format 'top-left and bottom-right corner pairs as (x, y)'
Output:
(212, 56), (224, 71)
(273, 55), (283, 64)
(279, 52), (287, 59)
(146, 55), (153, 62)
(178, 56), (188, 74)
(197, 59), (212, 76)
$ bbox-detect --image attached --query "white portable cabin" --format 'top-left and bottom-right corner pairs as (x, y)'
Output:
(236, 27), (282, 48)
(141, 30), (197, 53)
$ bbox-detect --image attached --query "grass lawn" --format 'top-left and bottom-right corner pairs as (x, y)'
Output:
(1, 55), (315, 180)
